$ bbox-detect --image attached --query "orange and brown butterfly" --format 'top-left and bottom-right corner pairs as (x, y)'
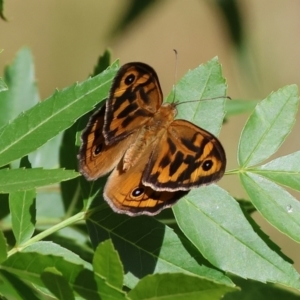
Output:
(78, 62), (226, 216)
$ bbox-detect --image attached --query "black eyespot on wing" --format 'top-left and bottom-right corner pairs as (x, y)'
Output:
(132, 187), (144, 198)
(94, 144), (102, 155)
(202, 159), (213, 171)
(125, 73), (135, 85)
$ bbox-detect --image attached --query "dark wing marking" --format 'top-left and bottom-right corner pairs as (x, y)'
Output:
(104, 63), (163, 144)
(103, 149), (188, 216)
(78, 104), (134, 180)
(142, 120), (226, 191)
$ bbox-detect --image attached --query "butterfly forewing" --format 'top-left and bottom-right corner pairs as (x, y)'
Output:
(104, 63), (163, 144)
(79, 105), (135, 180)
(142, 120), (226, 191)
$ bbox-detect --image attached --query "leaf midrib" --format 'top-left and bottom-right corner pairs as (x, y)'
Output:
(243, 93), (294, 167)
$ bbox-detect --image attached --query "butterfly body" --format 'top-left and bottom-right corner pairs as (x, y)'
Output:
(124, 103), (176, 164)
(79, 62), (226, 216)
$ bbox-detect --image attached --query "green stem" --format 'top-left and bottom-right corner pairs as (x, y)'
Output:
(8, 211), (86, 257)
(65, 182), (81, 219)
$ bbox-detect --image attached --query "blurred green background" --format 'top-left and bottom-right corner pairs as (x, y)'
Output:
(1, 0), (300, 270)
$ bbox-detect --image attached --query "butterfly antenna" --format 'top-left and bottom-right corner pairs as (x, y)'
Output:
(172, 49), (178, 104)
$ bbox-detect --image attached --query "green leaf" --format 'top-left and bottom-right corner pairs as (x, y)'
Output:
(3, 251), (124, 299)
(93, 239), (123, 290)
(0, 48), (39, 128)
(41, 269), (75, 300)
(225, 99), (258, 117)
(0, 168), (79, 193)
(9, 189), (36, 245)
(29, 133), (63, 168)
(0, 78), (8, 92)
(128, 273), (236, 300)
(238, 85), (299, 167)
(22, 241), (91, 268)
(74, 269), (128, 300)
(36, 188), (65, 221)
(0, 231), (7, 263)
(3, 242), (89, 287)
(240, 172), (300, 243)
(254, 151), (300, 192)
(173, 185), (300, 290)
(0, 61), (119, 167)
(47, 227), (93, 263)
(167, 57), (227, 136)
(20, 243), (126, 299)
(80, 175), (107, 210)
(2, 250), (83, 288)
(0, 270), (40, 300)
(87, 207), (234, 289)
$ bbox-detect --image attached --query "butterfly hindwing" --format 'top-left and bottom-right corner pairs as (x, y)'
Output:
(104, 149), (188, 216)
(142, 120), (226, 191)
